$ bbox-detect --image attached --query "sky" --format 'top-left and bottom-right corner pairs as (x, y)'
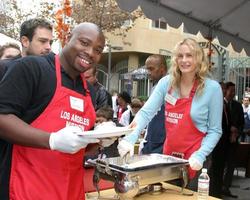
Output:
(17, 0), (61, 15)
(0, 0), (62, 53)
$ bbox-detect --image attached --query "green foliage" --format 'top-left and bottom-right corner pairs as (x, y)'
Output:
(137, 95), (149, 102)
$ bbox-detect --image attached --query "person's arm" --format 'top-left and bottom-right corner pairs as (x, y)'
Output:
(0, 114), (50, 148)
(0, 57), (99, 153)
(192, 81), (223, 164)
(0, 57), (51, 148)
(123, 76), (169, 144)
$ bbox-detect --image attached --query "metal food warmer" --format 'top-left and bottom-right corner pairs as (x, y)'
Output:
(87, 153), (189, 200)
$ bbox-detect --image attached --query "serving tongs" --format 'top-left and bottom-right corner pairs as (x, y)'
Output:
(91, 158), (119, 200)
(92, 159), (111, 199)
(121, 151), (130, 164)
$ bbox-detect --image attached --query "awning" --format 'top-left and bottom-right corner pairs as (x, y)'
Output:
(116, 0), (250, 55)
(121, 67), (148, 80)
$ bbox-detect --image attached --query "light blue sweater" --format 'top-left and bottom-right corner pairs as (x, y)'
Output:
(125, 75), (223, 164)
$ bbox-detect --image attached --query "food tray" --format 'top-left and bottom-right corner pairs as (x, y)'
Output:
(88, 154), (188, 172)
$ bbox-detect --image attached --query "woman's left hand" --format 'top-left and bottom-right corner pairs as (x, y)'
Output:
(188, 155), (203, 170)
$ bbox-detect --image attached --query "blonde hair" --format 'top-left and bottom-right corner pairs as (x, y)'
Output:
(169, 38), (210, 95)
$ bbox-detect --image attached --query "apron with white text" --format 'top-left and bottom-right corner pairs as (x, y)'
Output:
(9, 55), (96, 200)
(164, 82), (205, 179)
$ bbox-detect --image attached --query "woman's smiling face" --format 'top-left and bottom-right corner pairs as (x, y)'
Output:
(176, 44), (197, 77)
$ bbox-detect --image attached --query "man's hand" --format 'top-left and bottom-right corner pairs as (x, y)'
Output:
(49, 126), (99, 154)
(230, 126), (239, 143)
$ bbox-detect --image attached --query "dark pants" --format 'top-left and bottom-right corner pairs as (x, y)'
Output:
(209, 139), (229, 198)
(223, 142), (238, 189)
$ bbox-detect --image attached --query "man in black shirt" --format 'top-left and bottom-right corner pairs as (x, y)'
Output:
(84, 65), (112, 110)
(223, 81), (244, 198)
(0, 22), (110, 200)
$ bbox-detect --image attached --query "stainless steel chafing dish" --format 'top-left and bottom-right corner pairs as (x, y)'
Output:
(87, 154), (189, 200)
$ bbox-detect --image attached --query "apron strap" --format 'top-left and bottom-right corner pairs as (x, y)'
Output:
(189, 80), (198, 98)
(55, 54), (62, 90)
(80, 73), (90, 94)
(55, 55), (89, 94)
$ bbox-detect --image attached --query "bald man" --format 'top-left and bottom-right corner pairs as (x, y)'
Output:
(142, 54), (168, 154)
(0, 22), (110, 200)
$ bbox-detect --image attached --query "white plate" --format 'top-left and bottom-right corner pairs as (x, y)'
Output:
(77, 127), (135, 139)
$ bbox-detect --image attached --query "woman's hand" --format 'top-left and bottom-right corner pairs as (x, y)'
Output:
(188, 153), (203, 171)
(117, 139), (134, 158)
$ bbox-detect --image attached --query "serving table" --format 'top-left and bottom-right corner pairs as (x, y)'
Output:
(85, 182), (221, 200)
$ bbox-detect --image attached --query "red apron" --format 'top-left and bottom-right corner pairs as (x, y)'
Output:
(163, 82), (205, 179)
(9, 55), (96, 200)
(117, 107), (123, 121)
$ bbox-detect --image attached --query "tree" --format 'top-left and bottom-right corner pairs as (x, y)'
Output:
(0, 0), (31, 40)
(0, 0), (53, 40)
(52, 0), (72, 47)
(0, 0), (142, 46)
(52, 0), (143, 46)
(71, 0), (142, 44)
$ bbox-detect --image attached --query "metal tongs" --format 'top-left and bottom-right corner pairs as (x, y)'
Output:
(122, 151), (130, 164)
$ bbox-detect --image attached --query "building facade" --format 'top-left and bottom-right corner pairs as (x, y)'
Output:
(98, 16), (248, 98)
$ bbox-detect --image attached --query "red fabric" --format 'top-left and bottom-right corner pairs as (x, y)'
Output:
(9, 55), (96, 200)
(117, 107), (123, 121)
(84, 168), (113, 193)
(163, 82), (205, 179)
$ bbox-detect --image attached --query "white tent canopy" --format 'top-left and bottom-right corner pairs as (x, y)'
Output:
(116, 0), (250, 55)
(121, 66), (148, 80)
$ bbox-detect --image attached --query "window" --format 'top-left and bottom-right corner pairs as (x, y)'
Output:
(152, 18), (167, 30)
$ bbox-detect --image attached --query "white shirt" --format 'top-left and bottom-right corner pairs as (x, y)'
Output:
(112, 95), (118, 118)
(119, 109), (133, 126)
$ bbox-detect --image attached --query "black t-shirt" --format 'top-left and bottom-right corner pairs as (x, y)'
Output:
(0, 52), (95, 199)
(0, 55), (22, 81)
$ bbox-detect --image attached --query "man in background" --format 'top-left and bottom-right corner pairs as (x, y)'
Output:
(210, 82), (231, 198)
(20, 18), (53, 56)
(242, 96), (250, 142)
(84, 65), (112, 110)
(141, 54), (168, 154)
(0, 18), (53, 80)
(223, 81), (244, 198)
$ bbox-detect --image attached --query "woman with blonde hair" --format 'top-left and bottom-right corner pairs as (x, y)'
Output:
(118, 38), (223, 189)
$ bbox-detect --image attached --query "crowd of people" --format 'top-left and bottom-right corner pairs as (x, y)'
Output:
(0, 17), (249, 200)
